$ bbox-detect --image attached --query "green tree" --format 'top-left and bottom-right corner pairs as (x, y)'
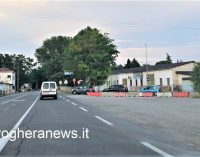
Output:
(111, 64), (124, 70)
(35, 36), (71, 82)
(156, 53), (172, 65)
(64, 27), (119, 85)
(124, 59), (131, 69)
(191, 62), (200, 93)
(131, 58), (140, 67)
(0, 53), (36, 89)
(124, 58), (140, 69)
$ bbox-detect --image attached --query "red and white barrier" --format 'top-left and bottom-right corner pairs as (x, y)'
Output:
(172, 92), (190, 97)
(139, 92), (154, 97)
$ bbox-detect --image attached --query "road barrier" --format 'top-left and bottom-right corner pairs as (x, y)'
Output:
(172, 92), (190, 97)
(89, 92), (138, 97)
(87, 92), (190, 98)
(139, 92), (154, 97)
(157, 92), (172, 97)
(139, 92), (153, 97)
(87, 92), (102, 97)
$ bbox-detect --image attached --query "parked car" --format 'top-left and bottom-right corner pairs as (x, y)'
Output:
(40, 81), (58, 100)
(102, 85), (128, 92)
(139, 85), (161, 95)
(72, 85), (95, 95)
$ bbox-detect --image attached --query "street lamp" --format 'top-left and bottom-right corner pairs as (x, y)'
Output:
(12, 58), (20, 92)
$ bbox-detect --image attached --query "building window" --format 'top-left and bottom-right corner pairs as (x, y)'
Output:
(122, 79), (127, 86)
(117, 80), (119, 85)
(167, 78), (170, 86)
(7, 75), (11, 80)
(135, 79), (138, 86)
(130, 79), (132, 86)
(160, 78), (163, 86)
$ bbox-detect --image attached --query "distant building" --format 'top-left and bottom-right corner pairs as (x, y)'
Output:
(102, 61), (195, 92)
(0, 68), (16, 94)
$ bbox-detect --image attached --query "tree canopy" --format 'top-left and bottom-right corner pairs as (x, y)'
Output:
(191, 62), (200, 93)
(0, 53), (36, 88)
(64, 27), (119, 85)
(35, 36), (71, 82)
(155, 53), (172, 65)
(124, 58), (141, 69)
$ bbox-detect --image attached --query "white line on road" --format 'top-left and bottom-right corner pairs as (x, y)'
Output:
(71, 102), (77, 106)
(3, 108), (9, 112)
(0, 96), (39, 152)
(79, 107), (88, 112)
(66, 99), (70, 102)
(12, 99), (25, 102)
(1, 94), (29, 105)
(141, 142), (174, 157)
(94, 116), (114, 126)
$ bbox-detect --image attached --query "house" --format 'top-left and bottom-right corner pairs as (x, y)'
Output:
(0, 68), (16, 94)
(102, 61), (195, 92)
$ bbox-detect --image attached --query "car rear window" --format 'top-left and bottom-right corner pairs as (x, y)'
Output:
(50, 83), (56, 89)
(43, 83), (49, 89)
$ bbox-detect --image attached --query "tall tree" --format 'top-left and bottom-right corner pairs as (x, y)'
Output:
(191, 62), (200, 93)
(124, 59), (131, 69)
(0, 53), (36, 88)
(131, 58), (141, 67)
(64, 27), (119, 85)
(156, 53), (173, 65)
(35, 36), (71, 82)
(124, 58), (140, 69)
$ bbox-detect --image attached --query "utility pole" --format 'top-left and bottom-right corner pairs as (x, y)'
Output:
(145, 43), (149, 85)
(17, 62), (19, 92)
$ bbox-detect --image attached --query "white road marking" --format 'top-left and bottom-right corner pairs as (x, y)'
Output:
(66, 99), (70, 102)
(79, 107), (88, 112)
(0, 96), (39, 152)
(3, 108), (9, 112)
(141, 142), (174, 157)
(94, 116), (114, 126)
(71, 102), (77, 106)
(1, 94), (29, 105)
(12, 99), (25, 102)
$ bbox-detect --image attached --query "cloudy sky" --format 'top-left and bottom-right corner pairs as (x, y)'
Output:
(0, 1), (200, 65)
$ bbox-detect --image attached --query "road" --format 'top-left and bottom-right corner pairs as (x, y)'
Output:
(0, 91), (199, 157)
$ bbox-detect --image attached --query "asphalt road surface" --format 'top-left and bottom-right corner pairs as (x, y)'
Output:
(0, 91), (199, 157)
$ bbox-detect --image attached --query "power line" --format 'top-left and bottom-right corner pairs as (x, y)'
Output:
(1, 6), (200, 31)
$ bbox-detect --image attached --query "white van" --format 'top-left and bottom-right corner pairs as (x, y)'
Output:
(40, 81), (58, 100)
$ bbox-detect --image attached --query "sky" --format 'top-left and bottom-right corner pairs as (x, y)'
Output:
(0, 1), (200, 65)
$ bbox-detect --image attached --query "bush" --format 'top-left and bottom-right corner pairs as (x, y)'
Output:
(191, 62), (200, 93)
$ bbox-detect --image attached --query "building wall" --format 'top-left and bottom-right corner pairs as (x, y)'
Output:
(143, 69), (173, 86)
(101, 62), (195, 91)
(0, 71), (15, 86)
(172, 63), (195, 86)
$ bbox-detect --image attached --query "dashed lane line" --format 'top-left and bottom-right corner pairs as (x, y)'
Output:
(94, 116), (114, 126)
(79, 107), (88, 112)
(141, 142), (174, 157)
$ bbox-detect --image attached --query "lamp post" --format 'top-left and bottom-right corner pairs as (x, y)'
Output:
(145, 43), (149, 85)
(12, 58), (20, 92)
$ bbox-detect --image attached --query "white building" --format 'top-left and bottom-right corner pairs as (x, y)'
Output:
(0, 68), (16, 94)
(102, 61), (195, 92)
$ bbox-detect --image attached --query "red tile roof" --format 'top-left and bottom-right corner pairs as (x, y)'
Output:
(0, 68), (13, 72)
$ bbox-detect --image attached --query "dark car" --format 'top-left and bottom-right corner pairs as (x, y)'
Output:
(102, 85), (128, 92)
(72, 86), (95, 95)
